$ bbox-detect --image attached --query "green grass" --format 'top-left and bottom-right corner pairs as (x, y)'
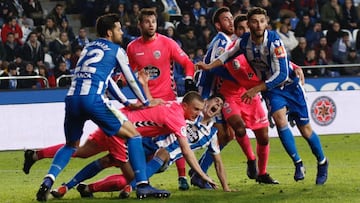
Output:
(1, 134), (360, 203)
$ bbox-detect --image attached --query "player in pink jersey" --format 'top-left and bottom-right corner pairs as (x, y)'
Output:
(126, 8), (197, 190)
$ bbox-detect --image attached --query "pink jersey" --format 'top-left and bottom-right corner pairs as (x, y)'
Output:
(122, 101), (187, 138)
(127, 33), (195, 101)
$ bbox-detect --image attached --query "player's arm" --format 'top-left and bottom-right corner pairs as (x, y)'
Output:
(212, 153), (231, 192)
(115, 48), (150, 106)
(137, 69), (164, 106)
(177, 137), (218, 189)
(107, 78), (131, 106)
(291, 61), (305, 85)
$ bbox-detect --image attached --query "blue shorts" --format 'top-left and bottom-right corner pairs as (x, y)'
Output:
(64, 95), (128, 142)
(264, 82), (310, 126)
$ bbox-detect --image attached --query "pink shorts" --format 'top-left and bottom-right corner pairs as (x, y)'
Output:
(88, 128), (128, 162)
(222, 94), (269, 130)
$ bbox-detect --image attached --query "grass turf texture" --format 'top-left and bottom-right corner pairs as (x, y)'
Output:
(0, 134), (359, 203)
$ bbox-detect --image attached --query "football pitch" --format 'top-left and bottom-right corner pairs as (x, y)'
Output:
(0, 134), (359, 203)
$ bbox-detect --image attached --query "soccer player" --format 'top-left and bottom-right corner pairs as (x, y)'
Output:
(196, 7), (328, 185)
(35, 13), (167, 202)
(192, 7), (260, 187)
(29, 91), (217, 199)
(54, 94), (230, 199)
(126, 8), (197, 190)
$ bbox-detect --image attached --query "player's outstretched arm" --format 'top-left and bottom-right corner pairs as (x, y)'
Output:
(177, 137), (218, 189)
(212, 153), (232, 192)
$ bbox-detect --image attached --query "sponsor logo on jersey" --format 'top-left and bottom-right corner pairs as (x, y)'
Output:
(311, 96), (336, 126)
(181, 126), (188, 138)
(136, 52), (145, 56)
(153, 50), (161, 59)
(144, 66), (160, 80)
(274, 46), (286, 58)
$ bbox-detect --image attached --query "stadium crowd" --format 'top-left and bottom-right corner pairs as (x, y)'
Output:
(0, 0), (360, 90)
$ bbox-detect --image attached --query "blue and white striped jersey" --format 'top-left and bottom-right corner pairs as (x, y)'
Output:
(153, 114), (220, 166)
(195, 32), (233, 98)
(217, 30), (297, 90)
(67, 38), (148, 105)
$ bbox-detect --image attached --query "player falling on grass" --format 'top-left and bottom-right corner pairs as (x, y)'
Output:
(26, 91), (217, 199)
(35, 13), (168, 202)
(196, 7), (328, 185)
(126, 8), (197, 190)
(52, 94), (231, 199)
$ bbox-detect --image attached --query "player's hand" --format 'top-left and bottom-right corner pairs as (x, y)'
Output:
(137, 69), (149, 86)
(149, 98), (164, 107)
(127, 103), (144, 110)
(202, 176), (218, 189)
(241, 88), (257, 104)
(195, 61), (211, 70)
(185, 78), (198, 92)
(294, 67), (305, 85)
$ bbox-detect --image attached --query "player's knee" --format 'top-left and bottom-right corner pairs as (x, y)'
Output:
(99, 154), (118, 168)
(234, 127), (246, 138)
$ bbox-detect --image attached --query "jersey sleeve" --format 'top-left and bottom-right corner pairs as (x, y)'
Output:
(218, 37), (243, 64)
(107, 78), (130, 106)
(169, 38), (195, 78)
(165, 105), (187, 138)
(115, 47), (149, 106)
(265, 37), (290, 90)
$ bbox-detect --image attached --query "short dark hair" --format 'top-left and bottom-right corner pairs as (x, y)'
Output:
(208, 93), (225, 103)
(247, 7), (267, 20)
(95, 13), (121, 38)
(212, 7), (230, 24)
(138, 8), (157, 23)
(182, 91), (204, 104)
(234, 14), (247, 28)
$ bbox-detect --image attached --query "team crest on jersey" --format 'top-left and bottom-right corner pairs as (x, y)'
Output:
(274, 46), (286, 58)
(144, 66), (160, 79)
(311, 96), (336, 126)
(232, 59), (241, 70)
(247, 72), (255, 79)
(181, 126), (187, 137)
(215, 47), (225, 57)
(153, 50), (161, 59)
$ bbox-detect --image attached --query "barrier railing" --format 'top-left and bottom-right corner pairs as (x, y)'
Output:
(0, 75), (49, 88)
(56, 74), (73, 87)
(299, 63), (360, 69)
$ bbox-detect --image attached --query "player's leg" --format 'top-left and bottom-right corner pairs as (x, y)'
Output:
(272, 107), (304, 181)
(175, 158), (189, 190)
(23, 144), (65, 175)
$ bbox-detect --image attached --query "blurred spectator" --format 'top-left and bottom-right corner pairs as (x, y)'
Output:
(55, 49), (71, 72)
(317, 49), (333, 76)
(70, 45), (82, 70)
(163, 0), (181, 15)
(193, 47), (204, 63)
(43, 46), (54, 70)
(114, 3), (130, 29)
(49, 31), (71, 63)
(279, 0), (297, 19)
(192, 1), (207, 21)
(0, 42), (6, 61)
(47, 3), (67, 27)
(180, 27), (198, 55)
(197, 26), (213, 52)
(256, 0), (279, 22)
(54, 60), (71, 87)
(305, 21), (323, 48)
(326, 21), (342, 47)
(0, 2), (11, 27)
(176, 11), (195, 35)
(3, 32), (22, 62)
(277, 23), (298, 57)
(127, 3), (141, 37)
(22, 0), (44, 26)
(37, 63), (55, 88)
(7, 62), (18, 89)
(332, 31), (354, 64)
(194, 15), (215, 40)
(164, 23), (182, 46)
(320, 0), (343, 29)
(342, 47), (360, 76)
(21, 31), (44, 67)
(295, 0), (318, 22)
(0, 60), (10, 89)
(59, 18), (75, 42)
(6, 0), (24, 17)
(294, 13), (312, 38)
(341, 0), (359, 31)
(240, 0), (252, 14)
(314, 36), (333, 62)
(1, 16), (23, 45)
(303, 49), (322, 77)
(291, 37), (309, 66)
(20, 18), (33, 44)
(18, 62), (37, 89)
(71, 27), (92, 53)
(208, 0), (224, 20)
(41, 16), (60, 46)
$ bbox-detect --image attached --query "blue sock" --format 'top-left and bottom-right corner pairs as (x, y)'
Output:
(127, 135), (148, 185)
(47, 145), (76, 178)
(306, 131), (325, 163)
(198, 145), (224, 173)
(130, 156), (164, 188)
(66, 159), (103, 189)
(278, 125), (301, 163)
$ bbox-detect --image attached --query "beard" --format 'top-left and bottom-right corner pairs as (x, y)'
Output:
(143, 30), (156, 38)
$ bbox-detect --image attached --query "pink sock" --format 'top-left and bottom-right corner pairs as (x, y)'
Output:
(236, 135), (256, 161)
(257, 143), (269, 175)
(37, 144), (64, 159)
(176, 157), (186, 177)
(89, 174), (128, 192)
